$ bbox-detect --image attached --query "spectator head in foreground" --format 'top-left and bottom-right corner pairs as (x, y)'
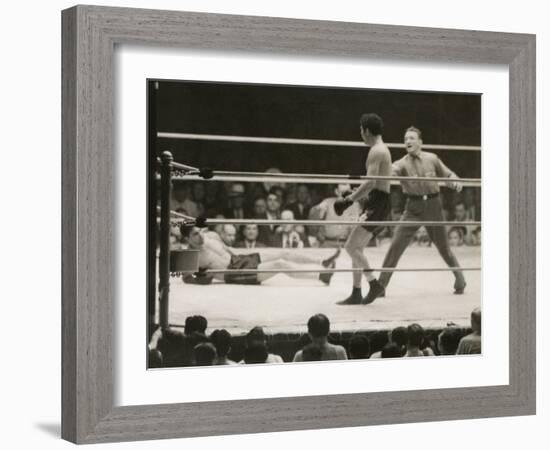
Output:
(438, 326), (464, 355)
(348, 334), (370, 360)
(194, 342), (217, 366)
(471, 307), (482, 334)
(246, 326), (267, 345)
(244, 326), (284, 364)
(406, 323), (426, 357)
(293, 313), (348, 362)
(184, 315), (208, 335)
(148, 348), (163, 368)
(156, 328), (187, 367)
(369, 326), (408, 359)
(210, 329), (235, 364)
(308, 313), (330, 341)
(244, 341), (269, 364)
(381, 343), (403, 358)
(390, 326), (408, 354)
(456, 307), (482, 355)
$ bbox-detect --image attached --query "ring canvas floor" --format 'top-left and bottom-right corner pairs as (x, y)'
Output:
(163, 244), (481, 334)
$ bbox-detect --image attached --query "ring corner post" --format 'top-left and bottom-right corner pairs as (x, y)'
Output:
(159, 151), (174, 330)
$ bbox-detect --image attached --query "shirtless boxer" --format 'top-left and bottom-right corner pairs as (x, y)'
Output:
(180, 225), (340, 285)
(333, 113), (392, 305)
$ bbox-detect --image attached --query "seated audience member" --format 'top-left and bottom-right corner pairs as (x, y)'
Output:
(175, 315), (209, 366)
(368, 330), (390, 357)
(448, 226), (465, 247)
(413, 226), (432, 247)
(262, 167), (284, 194)
(457, 307), (482, 354)
(390, 326), (408, 356)
(194, 342), (217, 366)
(252, 196), (268, 218)
(184, 315), (208, 335)
(287, 184), (312, 220)
(370, 326), (407, 358)
(309, 184), (361, 248)
(148, 348), (163, 368)
(224, 183), (247, 219)
(251, 196), (272, 245)
(381, 343), (404, 358)
(171, 184), (199, 218)
(453, 200), (472, 221)
(243, 341), (269, 364)
(273, 209), (308, 248)
(203, 182), (221, 217)
(472, 226), (482, 246)
(244, 183), (266, 214)
(156, 328), (188, 367)
(241, 327), (284, 364)
(218, 224), (237, 247)
(170, 183), (199, 217)
(471, 187), (482, 222)
(348, 334), (370, 360)
(264, 191), (282, 246)
(405, 324), (433, 357)
(437, 326), (465, 355)
(293, 314), (348, 362)
(235, 224), (267, 249)
(210, 329), (237, 365)
(169, 222), (184, 249)
(270, 185), (287, 207)
(458, 190), (478, 221)
(453, 200), (475, 244)
(191, 182), (206, 217)
(209, 213), (227, 236)
(302, 343), (323, 362)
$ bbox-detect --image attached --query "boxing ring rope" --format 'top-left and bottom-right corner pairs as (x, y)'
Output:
(157, 150), (481, 330)
(157, 132), (482, 152)
(170, 267), (481, 277)
(171, 215), (481, 228)
(183, 170), (481, 185)
(174, 173), (481, 187)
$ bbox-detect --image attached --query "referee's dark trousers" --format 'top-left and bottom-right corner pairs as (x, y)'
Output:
(378, 194), (466, 290)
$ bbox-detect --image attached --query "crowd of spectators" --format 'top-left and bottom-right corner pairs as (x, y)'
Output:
(169, 176), (482, 249)
(148, 307), (482, 368)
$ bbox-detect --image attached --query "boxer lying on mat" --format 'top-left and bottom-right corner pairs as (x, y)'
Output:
(180, 225), (340, 285)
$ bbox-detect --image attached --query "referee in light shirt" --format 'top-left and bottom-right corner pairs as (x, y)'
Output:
(364, 126), (467, 304)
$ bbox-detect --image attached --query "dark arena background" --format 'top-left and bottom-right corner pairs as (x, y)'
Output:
(147, 79), (482, 367)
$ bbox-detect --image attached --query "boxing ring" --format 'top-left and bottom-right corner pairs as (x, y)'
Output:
(154, 134), (481, 336)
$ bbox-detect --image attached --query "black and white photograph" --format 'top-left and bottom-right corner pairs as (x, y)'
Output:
(147, 80), (482, 368)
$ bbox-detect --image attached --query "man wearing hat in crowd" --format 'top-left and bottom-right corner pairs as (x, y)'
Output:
(224, 183), (247, 219)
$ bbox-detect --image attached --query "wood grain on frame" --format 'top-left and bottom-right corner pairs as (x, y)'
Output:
(61, 5), (536, 444)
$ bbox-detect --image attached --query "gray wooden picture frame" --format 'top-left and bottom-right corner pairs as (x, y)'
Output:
(61, 5), (536, 444)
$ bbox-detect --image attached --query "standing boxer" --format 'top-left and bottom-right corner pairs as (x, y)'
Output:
(333, 113), (392, 305)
